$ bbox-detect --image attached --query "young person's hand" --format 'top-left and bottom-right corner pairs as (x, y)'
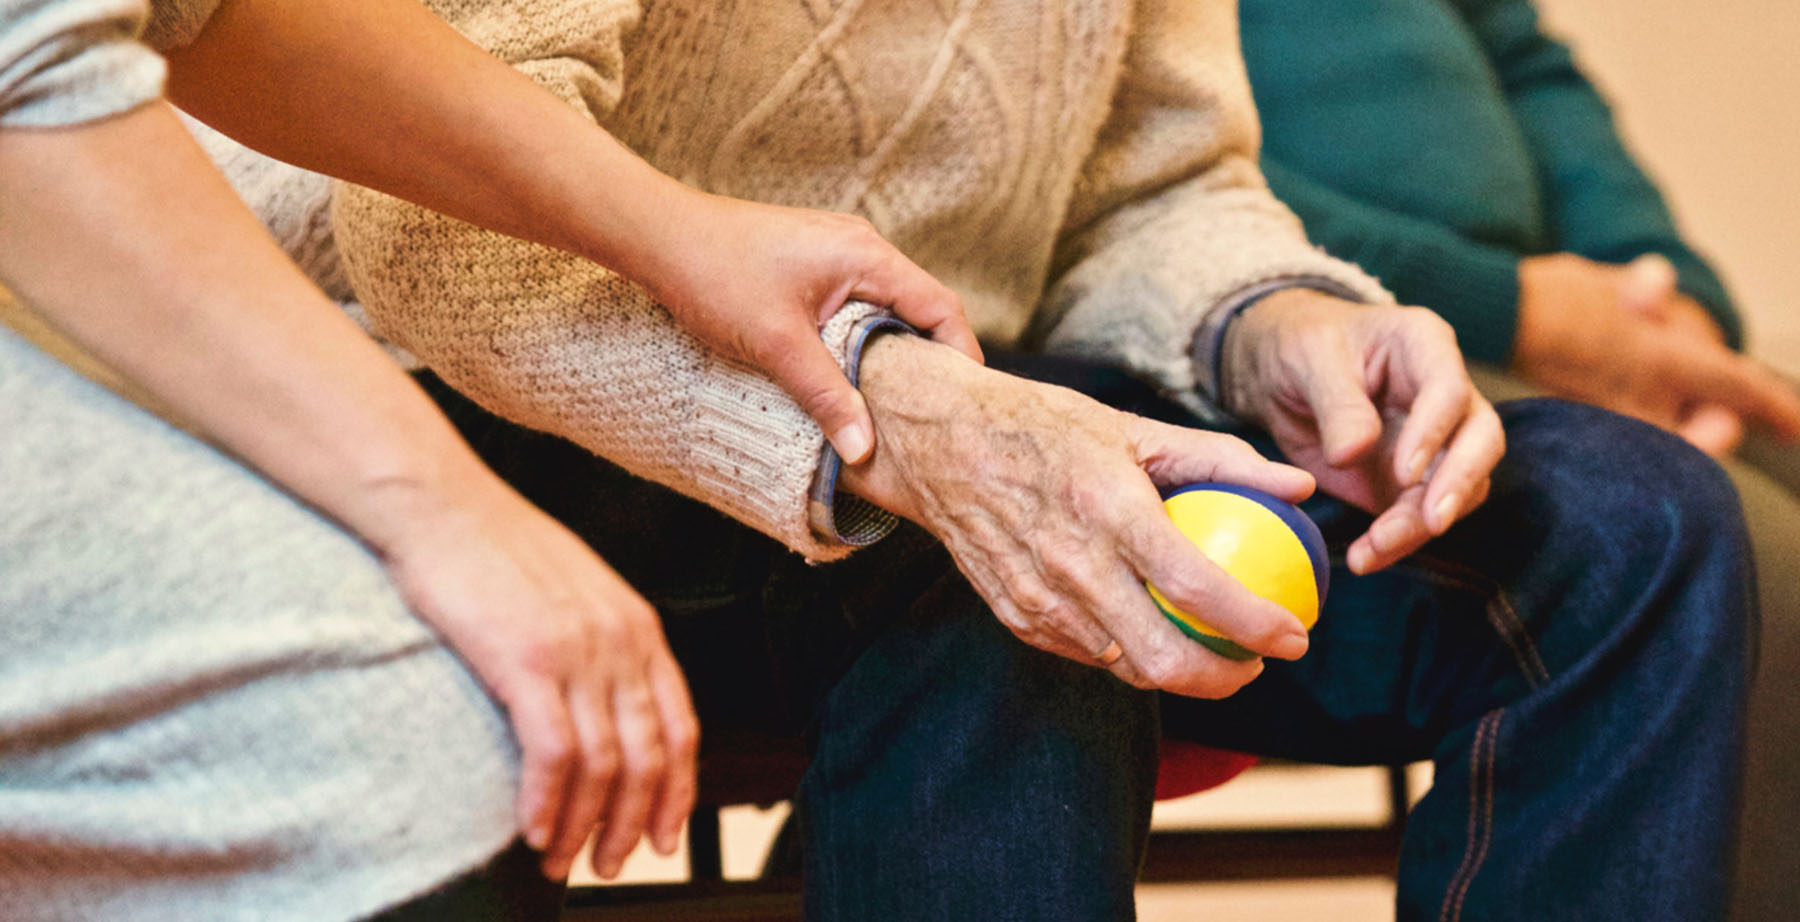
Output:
(1222, 291), (1506, 574)
(1515, 253), (1800, 456)
(168, 0), (980, 470)
(368, 475), (699, 883)
(640, 194), (982, 464)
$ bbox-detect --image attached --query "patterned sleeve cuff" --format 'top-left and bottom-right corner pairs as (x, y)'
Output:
(807, 313), (917, 547)
(1191, 275), (1371, 416)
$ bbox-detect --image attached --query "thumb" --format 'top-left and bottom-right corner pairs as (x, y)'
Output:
(766, 333), (877, 464)
(1619, 254), (1678, 320)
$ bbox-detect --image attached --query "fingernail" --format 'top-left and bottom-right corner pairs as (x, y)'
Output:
(1406, 450), (1429, 485)
(525, 824), (550, 852)
(1271, 632), (1310, 660)
(1346, 543), (1370, 574)
(830, 422), (873, 465)
(1433, 493), (1460, 532)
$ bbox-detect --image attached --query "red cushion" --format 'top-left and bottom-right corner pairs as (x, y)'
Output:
(1155, 741), (1259, 800)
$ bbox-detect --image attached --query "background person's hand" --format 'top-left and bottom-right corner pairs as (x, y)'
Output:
(840, 336), (1317, 699)
(1515, 252), (1800, 457)
(1222, 291), (1506, 575)
(366, 475), (699, 883)
(640, 194), (983, 465)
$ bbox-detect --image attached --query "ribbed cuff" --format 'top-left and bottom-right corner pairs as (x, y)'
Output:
(1192, 275), (1371, 418)
(806, 313), (913, 548)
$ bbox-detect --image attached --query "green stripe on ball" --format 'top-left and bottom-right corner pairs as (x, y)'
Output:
(1151, 595), (1258, 661)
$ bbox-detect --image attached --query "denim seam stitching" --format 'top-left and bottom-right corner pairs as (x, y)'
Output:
(1440, 709), (1503, 922)
(1405, 554), (1552, 688)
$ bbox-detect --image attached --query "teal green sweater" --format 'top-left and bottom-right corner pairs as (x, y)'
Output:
(1240, 0), (1740, 364)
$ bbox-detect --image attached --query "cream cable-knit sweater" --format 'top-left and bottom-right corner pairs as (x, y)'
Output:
(327, 0), (1391, 561)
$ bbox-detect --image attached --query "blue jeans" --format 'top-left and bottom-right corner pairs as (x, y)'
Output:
(419, 355), (1753, 922)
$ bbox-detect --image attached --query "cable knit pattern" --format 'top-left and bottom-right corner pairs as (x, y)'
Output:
(331, 0), (1392, 560)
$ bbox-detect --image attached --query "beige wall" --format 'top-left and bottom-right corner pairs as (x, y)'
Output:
(1534, 0), (1800, 377)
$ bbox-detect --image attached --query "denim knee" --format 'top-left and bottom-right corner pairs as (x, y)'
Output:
(1487, 399), (1754, 674)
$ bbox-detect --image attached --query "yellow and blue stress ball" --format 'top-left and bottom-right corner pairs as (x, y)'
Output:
(1147, 483), (1329, 661)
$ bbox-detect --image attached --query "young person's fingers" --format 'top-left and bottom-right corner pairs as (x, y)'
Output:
(588, 681), (667, 879)
(501, 681), (579, 871)
(858, 259), (983, 364)
(545, 681), (620, 880)
(645, 657), (699, 856)
(753, 325), (879, 464)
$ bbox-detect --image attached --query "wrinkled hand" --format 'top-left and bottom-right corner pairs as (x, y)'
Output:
(1516, 252), (1800, 456)
(641, 193), (982, 464)
(368, 476), (698, 882)
(840, 336), (1317, 698)
(1222, 290), (1506, 574)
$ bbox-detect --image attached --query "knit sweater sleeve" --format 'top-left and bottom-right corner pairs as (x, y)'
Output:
(1453, 0), (1740, 349)
(1033, 0), (1390, 420)
(331, 0), (876, 561)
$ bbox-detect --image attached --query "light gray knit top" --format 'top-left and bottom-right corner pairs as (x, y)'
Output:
(0, 0), (218, 127)
(1, 4), (523, 920)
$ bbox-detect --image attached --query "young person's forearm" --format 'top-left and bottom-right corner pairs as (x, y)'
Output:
(163, 0), (692, 288)
(0, 102), (499, 552)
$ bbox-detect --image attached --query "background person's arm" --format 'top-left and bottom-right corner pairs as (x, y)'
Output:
(1451, 0), (1800, 449)
(1452, 0), (1737, 344)
(0, 102), (695, 885)
(163, 0), (977, 466)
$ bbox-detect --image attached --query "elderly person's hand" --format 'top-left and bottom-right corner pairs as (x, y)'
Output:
(840, 336), (1317, 699)
(1221, 291), (1507, 574)
(1515, 253), (1800, 457)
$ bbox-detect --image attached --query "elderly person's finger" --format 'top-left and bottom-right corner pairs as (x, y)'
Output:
(1419, 393), (1506, 535)
(1346, 484), (1430, 574)
(1291, 330), (1385, 467)
(1111, 506), (1311, 662)
(1385, 315), (1475, 487)
(1128, 419), (1315, 503)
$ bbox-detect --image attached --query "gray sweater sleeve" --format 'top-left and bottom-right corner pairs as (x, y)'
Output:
(1, 0), (219, 127)
(0, 0), (162, 126)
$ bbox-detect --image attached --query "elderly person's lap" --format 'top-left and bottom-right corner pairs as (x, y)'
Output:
(419, 353), (1752, 922)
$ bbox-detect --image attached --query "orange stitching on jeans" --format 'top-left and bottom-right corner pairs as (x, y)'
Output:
(1440, 710), (1502, 922)
(1408, 554), (1552, 688)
